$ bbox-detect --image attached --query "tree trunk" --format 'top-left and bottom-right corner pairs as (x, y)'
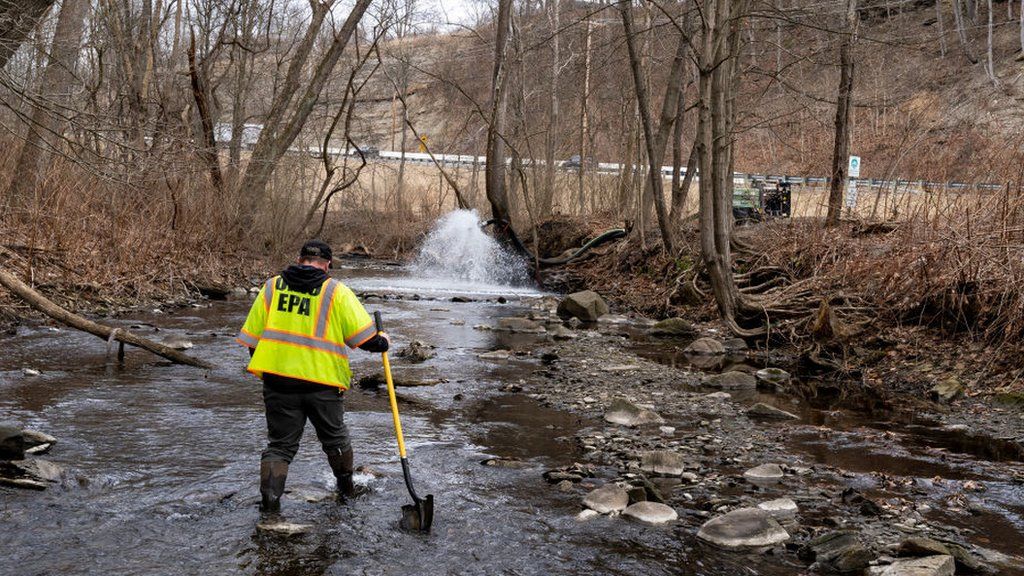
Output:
(952, 0), (980, 63)
(0, 0), (57, 70)
(936, 0), (947, 57)
(236, 0), (372, 213)
(577, 16), (592, 215)
(188, 30), (224, 191)
(0, 267), (213, 369)
(826, 0), (858, 226)
(485, 0), (514, 227)
(620, 2), (685, 254)
(985, 0), (998, 85)
(5, 0), (90, 213)
(697, 0), (753, 332)
(541, 0), (560, 217)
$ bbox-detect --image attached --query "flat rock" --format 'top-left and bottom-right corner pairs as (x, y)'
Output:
(583, 484), (630, 514)
(867, 555), (955, 576)
(899, 538), (951, 558)
(685, 337), (726, 355)
(705, 391), (732, 400)
(604, 398), (664, 427)
(755, 367), (791, 386)
(697, 507), (790, 550)
(747, 403), (800, 420)
(743, 463), (785, 485)
(799, 530), (874, 573)
(494, 317), (546, 334)
(622, 501), (678, 524)
(0, 424), (25, 460)
(640, 451), (686, 477)
(576, 509), (600, 521)
(256, 521), (314, 536)
(557, 291), (609, 322)
(22, 429), (57, 448)
(162, 336), (194, 350)
(649, 318), (697, 337)
(705, 371), (757, 389)
(478, 350), (512, 360)
(757, 497), (799, 519)
(546, 324), (577, 340)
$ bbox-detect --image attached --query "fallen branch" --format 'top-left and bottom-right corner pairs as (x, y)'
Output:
(0, 266), (213, 369)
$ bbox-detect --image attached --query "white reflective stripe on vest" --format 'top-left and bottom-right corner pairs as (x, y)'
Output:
(263, 278), (276, 312)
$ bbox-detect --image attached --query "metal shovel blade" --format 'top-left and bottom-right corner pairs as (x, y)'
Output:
(399, 494), (434, 533)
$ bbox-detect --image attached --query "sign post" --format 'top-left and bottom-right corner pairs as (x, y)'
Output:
(844, 155), (861, 210)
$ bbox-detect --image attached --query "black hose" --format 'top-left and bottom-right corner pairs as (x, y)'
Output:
(481, 219), (626, 267)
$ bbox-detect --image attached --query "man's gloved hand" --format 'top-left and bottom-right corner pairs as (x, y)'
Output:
(358, 331), (390, 353)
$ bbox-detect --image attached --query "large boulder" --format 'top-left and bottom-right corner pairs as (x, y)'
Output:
(685, 337), (726, 355)
(866, 556), (955, 576)
(649, 318), (697, 337)
(583, 484), (630, 514)
(697, 507), (790, 550)
(0, 424), (25, 460)
(799, 531), (874, 574)
(557, 291), (609, 322)
(604, 399), (664, 427)
(705, 371), (757, 389)
(622, 501), (678, 525)
(640, 451), (687, 477)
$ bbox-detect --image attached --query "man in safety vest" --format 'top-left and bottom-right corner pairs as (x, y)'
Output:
(236, 240), (389, 513)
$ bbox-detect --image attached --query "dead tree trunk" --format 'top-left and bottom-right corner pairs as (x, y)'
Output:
(5, 0), (89, 212)
(826, 0), (858, 226)
(486, 0), (514, 228)
(541, 0), (560, 216)
(236, 0), (372, 214)
(187, 29), (224, 192)
(985, 0), (998, 85)
(0, 267), (213, 369)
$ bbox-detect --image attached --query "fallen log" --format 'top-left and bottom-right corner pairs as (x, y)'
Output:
(0, 266), (213, 369)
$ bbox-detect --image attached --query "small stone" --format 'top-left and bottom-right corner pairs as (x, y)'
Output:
(576, 509), (600, 521)
(649, 318), (697, 337)
(622, 501), (678, 525)
(162, 336), (193, 350)
(494, 317), (546, 334)
(547, 324), (577, 340)
(799, 530), (874, 573)
(705, 391), (732, 400)
(583, 484), (630, 514)
(705, 371), (757, 389)
(640, 451), (686, 477)
(747, 402), (800, 420)
(557, 480), (575, 493)
(256, 521), (313, 536)
(685, 337), (726, 355)
(604, 398), (664, 427)
(722, 337), (748, 352)
(22, 368), (41, 376)
(866, 555), (955, 576)
(930, 378), (963, 403)
(659, 426), (676, 435)
(697, 507), (790, 550)
(755, 367), (791, 386)
(743, 463), (785, 485)
(396, 340), (435, 362)
(757, 498), (799, 519)
(479, 350), (512, 360)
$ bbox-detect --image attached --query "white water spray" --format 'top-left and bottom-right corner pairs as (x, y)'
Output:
(413, 209), (530, 286)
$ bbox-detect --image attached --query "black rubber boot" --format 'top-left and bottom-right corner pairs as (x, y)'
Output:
(326, 448), (366, 501)
(259, 460), (288, 514)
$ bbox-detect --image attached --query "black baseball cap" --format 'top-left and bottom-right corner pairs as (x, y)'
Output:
(300, 239), (333, 263)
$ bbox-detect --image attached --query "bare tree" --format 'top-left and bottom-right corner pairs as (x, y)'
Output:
(826, 0), (859, 226)
(5, 0), (90, 210)
(952, 0), (979, 63)
(485, 0), (514, 229)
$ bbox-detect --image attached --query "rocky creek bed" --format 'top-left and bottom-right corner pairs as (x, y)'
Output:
(475, 292), (1024, 575)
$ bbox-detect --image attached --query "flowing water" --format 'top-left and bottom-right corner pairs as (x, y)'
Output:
(2, 212), (1022, 575)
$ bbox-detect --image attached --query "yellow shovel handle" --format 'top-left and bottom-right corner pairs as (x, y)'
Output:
(381, 350), (407, 459)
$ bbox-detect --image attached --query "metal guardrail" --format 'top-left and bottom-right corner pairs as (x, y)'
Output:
(302, 145), (1008, 193)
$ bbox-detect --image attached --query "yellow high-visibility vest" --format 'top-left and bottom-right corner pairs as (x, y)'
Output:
(236, 275), (376, 390)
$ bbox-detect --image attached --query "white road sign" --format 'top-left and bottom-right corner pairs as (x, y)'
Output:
(848, 155), (861, 178)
